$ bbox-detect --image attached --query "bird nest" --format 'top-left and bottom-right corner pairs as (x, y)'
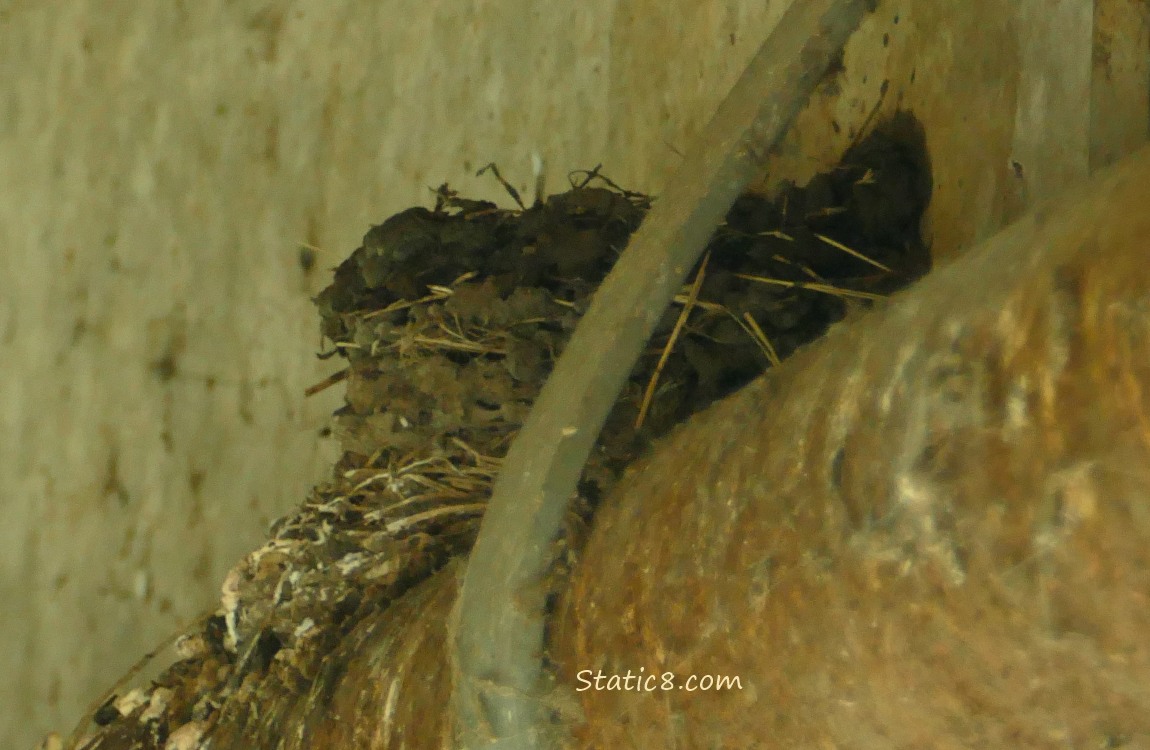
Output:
(63, 116), (930, 750)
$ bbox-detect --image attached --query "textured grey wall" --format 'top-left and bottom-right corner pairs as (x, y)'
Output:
(0, 3), (782, 745)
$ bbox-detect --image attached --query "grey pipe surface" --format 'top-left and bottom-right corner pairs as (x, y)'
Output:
(451, 1), (874, 747)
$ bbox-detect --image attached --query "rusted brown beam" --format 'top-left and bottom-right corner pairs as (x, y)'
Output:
(554, 145), (1150, 747)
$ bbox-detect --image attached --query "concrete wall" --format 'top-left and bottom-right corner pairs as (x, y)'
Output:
(1, 1), (1144, 747)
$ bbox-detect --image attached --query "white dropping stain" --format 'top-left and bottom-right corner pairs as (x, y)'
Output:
(164, 720), (206, 750)
(174, 633), (208, 660)
(292, 617), (316, 639)
(140, 688), (172, 724)
(531, 151), (547, 204)
(382, 676), (401, 743)
(220, 566), (243, 652)
(879, 342), (918, 414)
(35, 733), (63, 750)
(133, 568), (150, 600)
(892, 473), (967, 586)
(114, 688), (149, 716)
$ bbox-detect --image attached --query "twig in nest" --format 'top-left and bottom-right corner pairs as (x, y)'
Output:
(405, 335), (507, 355)
(360, 272), (479, 320)
(736, 273), (887, 301)
(477, 163), (526, 210)
(361, 289), (453, 319)
(635, 251), (710, 429)
(737, 312), (782, 367)
(304, 367), (349, 397)
(813, 232), (892, 273)
(384, 502), (488, 534)
(755, 228), (891, 275)
(450, 436), (503, 471)
(807, 206), (849, 218)
(670, 295), (729, 318)
(435, 314), (506, 350)
(567, 164), (648, 202)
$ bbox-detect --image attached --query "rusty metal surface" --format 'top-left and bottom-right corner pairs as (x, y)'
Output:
(207, 563), (461, 750)
(552, 146), (1150, 747)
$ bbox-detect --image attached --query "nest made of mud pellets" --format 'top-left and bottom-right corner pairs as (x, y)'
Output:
(68, 117), (931, 750)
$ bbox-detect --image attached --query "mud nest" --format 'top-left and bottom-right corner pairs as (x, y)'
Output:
(67, 118), (931, 750)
